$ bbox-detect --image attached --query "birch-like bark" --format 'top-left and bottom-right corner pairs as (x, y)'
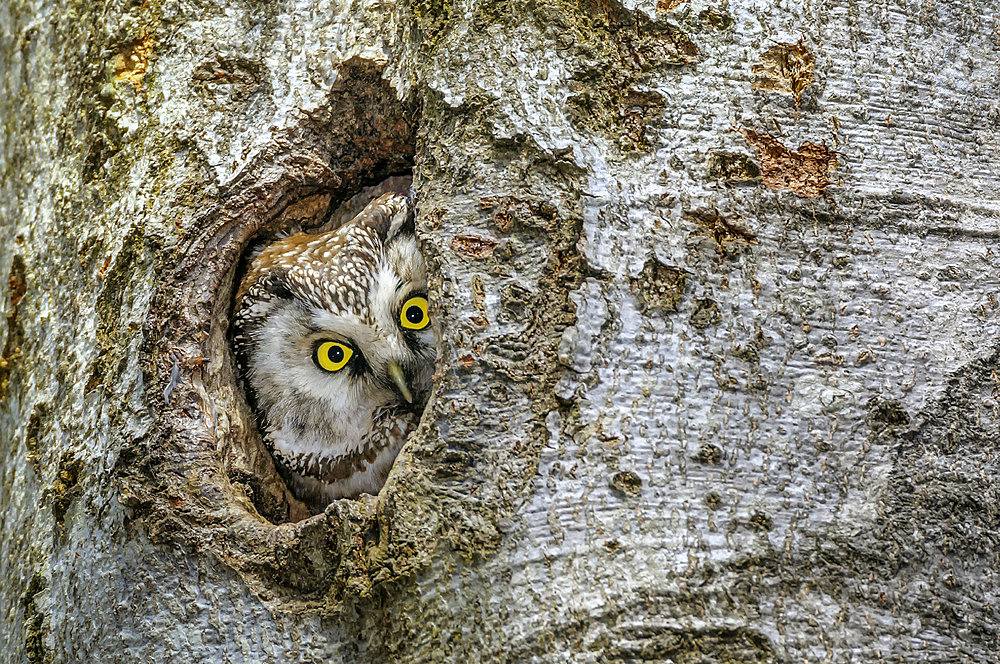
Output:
(1, 0), (998, 662)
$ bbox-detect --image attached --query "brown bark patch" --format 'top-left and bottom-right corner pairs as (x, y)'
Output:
(690, 298), (721, 329)
(451, 234), (499, 258)
(480, 196), (559, 234)
(656, 0), (687, 12)
(752, 39), (815, 107)
(7, 260), (26, 305)
(192, 56), (266, 100)
(620, 88), (667, 148)
(114, 31), (155, 90)
(684, 208), (757, 254)
(611, 471), (643, 496)
(698, 8), (734, 30)
(470, 274), (489, 327)
(708, 151), (761, 183)
(630, 258), (687, 313)
(734, 128), (837, 198)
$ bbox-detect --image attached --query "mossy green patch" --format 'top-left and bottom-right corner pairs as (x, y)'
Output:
(455, 0), (697, 150)
(86, 226), (149, 394)
(534, 0), (698, 149)
(601, 626), (775, 663)
(866, 397), (910, 436)
(693, 443), (723, 465)
(21, 573), (50, 664)
(413, 0), (456, 47)
(0, 255), (27, 401)
(51, 454), (84, 528)
(24, 403), (49, 473)
(690, 297), (721, 329)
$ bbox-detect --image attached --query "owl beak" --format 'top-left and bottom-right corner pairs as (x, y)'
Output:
(387, 361), (414, 404)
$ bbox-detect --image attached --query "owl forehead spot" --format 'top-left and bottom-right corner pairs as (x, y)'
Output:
(284, 273), (370, 321)
(284, 247), (384, 320)
(264, 219), (381, 262)
(239, 216), (393, 313)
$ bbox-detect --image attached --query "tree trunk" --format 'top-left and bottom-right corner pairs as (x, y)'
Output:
(2, 0), (998, 661)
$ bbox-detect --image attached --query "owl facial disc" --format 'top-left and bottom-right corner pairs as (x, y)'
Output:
(231, 192), (435, 510)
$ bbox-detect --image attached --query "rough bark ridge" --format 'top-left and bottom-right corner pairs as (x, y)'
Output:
(1, 0), (999, 662)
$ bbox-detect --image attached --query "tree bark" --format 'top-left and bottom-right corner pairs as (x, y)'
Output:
(2, 0), (999, 662)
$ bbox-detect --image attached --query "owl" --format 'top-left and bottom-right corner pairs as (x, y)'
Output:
(231, 193), (435, 510)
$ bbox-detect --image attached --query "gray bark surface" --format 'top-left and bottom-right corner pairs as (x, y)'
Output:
(1, 0), (998, 662)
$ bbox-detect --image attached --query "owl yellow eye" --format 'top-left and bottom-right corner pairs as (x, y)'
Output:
(400, 296), (429, 331)
(314, 341), (353, 372)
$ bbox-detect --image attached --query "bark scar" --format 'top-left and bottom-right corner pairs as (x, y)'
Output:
(451, 234), (499, 259)
(734, 128), (837, 198)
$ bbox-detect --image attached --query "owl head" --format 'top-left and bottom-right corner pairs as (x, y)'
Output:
(231, 193), (435, 507)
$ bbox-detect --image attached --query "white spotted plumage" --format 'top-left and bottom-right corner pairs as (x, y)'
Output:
(232, 193), (435, 511)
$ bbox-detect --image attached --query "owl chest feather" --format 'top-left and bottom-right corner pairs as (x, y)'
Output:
(267, 404), (418, 501)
